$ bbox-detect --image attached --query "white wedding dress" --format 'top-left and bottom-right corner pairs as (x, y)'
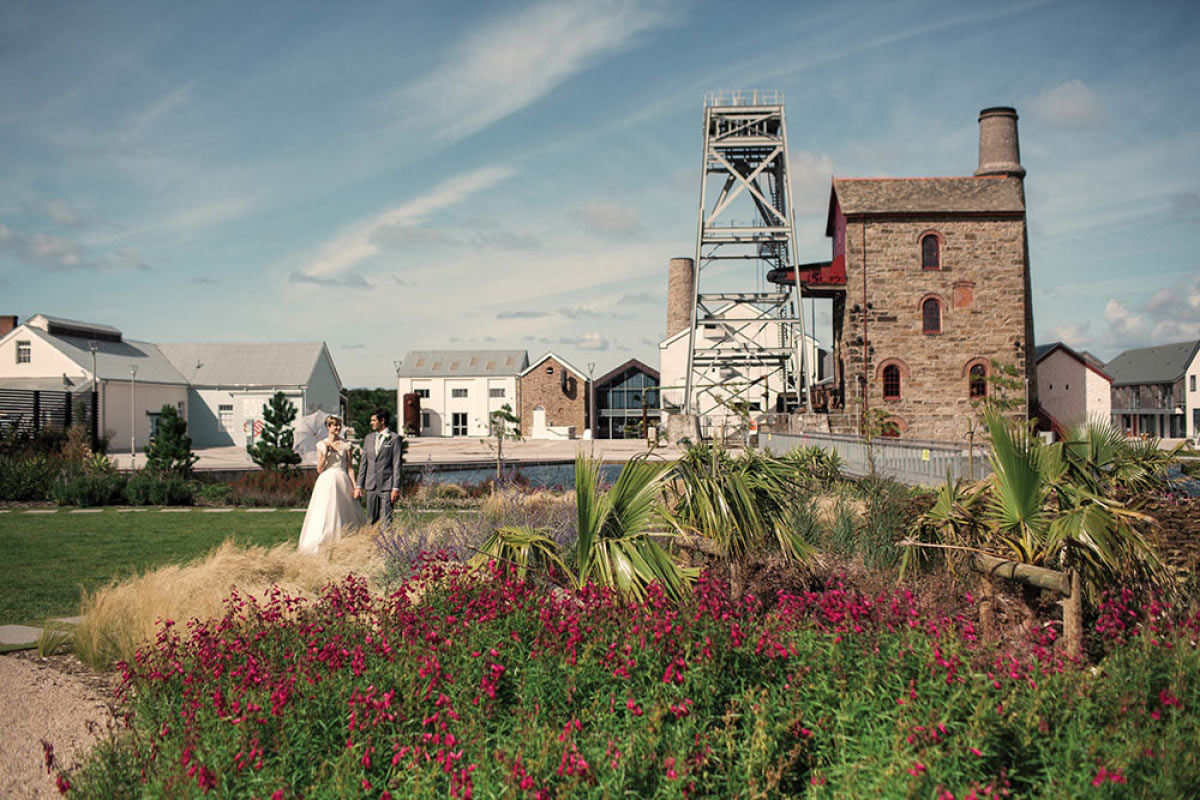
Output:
(298, 440), (366, 554)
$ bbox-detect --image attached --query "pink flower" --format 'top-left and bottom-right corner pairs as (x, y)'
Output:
(907, 761), (927, 777)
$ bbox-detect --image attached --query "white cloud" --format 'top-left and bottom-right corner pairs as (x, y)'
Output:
(113, 247), (150, 271)
(389, 0), (672, 146)
(1045, 321), (1092, 350)
(573, 202), (643, 238)
(289, 270), (373, 289)
(1030, 79), (1104, 127)
(300, 164), (515, 278)
(1098, 275), (1200, 349)
(788, 151), (835, 214)
(560, 332), (609, 351)
(43, 199), (85, 227)
(24, 232), (85, 269)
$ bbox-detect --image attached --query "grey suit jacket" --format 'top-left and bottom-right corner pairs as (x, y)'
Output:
(356, 429), (403, 493)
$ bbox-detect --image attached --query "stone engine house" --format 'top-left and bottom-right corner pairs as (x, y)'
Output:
(803, 107), (1037, 441)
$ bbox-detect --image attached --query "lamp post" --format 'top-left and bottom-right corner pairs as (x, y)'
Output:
(586, 362), (596, 456)
(88, 341), (99, 452)
(130, 365), (138, 469)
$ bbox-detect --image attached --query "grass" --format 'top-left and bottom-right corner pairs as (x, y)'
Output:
(0, 508), (317, 625)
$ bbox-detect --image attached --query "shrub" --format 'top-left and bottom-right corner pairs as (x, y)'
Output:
(0, 454), (62, 501)
(50, 472), (127, 507)
(123, 472), (196, 506)
(228, 469), (316, 507)
(194, 482), (233, 506)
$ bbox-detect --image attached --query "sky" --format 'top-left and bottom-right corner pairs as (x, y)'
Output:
(2, 0), (1198, 387)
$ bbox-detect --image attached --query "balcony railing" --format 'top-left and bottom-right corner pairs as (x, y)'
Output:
(705, 90), (783, 108)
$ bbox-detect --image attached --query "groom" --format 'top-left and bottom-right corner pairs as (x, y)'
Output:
(354, 409), (402, 526)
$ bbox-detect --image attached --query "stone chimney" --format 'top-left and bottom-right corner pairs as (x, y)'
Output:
(0, 315), (16, 337)
(974, 106), (1025, 178)
(666, 257), (694, 339)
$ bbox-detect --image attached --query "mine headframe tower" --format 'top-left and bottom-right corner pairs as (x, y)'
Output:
(683, 90), (809, 423)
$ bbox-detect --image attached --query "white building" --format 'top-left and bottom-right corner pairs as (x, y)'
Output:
(157, 342), (343, 448)
(659, 301), (824, 425)
(0, 314), (343, 450)
(396, 350), (528, 437)
(1034, 342), (1112, 433)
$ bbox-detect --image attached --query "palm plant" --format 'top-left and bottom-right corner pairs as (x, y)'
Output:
(468, 525), (568, 583)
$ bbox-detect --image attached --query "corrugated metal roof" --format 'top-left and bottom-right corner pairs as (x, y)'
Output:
(831, 176), (1025, 216)
(397, 350), (529, 377)
(1104, 340), (1200, 387)
(33, 328), (190, 384)
(157, 342), (328, 386)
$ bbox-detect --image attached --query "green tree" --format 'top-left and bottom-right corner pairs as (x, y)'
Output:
(345, 388), (397, 438)
(143, 404), (198, 477)
(486, 404), (521, 481)
(246, 392), (301, 472)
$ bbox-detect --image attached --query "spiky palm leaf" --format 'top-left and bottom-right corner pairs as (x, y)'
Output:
(469, 525), (570, 583)
(982, 408), (1049, 563)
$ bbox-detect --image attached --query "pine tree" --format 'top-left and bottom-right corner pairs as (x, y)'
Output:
(247, 391), (302, 471)
(144, 404), (199, 477)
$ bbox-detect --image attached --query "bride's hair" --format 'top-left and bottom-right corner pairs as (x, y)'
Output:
(324, 415), (343, 428)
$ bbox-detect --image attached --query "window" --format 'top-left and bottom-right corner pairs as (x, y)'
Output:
(451, 388), (468, 398)
(1192, 375), (1197, 392)
(489, 388), (505, 398)
(147, 412), (161, 441)
(922, 298), (941, 333)
(415, 388), (430, 398)
(451, 412), (467, 436)
(921, 233), (940, 270)
(882, 365), (901, 398)
(15, 340), (30, 364)
(421, 411), (431, 428)
(969, 364), (987, 399)
(218, 404), (233, 432)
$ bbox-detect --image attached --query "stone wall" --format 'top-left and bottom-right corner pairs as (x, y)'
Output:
(518, 357), (587, 436)
(835, 214), (1033, 441)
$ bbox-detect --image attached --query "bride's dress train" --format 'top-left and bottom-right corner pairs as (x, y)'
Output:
(298, 440), (366, 554)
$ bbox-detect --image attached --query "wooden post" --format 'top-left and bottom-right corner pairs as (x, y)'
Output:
(1063, 568), (1082, 660)
(978, 575), (997, 643)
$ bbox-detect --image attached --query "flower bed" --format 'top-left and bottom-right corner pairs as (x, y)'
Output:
(64, 561), (1200, 798)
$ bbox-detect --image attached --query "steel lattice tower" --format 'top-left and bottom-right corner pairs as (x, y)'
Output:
(683, 90), (808, 423)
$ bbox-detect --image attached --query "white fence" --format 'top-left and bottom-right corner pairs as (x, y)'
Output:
(760, 431), (991, 486)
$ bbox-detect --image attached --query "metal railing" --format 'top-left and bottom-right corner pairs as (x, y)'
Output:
(705, 90), (783, 107)
(760, 431), (991, 487)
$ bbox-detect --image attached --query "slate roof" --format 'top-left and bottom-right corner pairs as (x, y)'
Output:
(396, 350), (529, 378)
(26, 327), (190, 385)
(827, 176), (1024, 234)
(595, 358), (660, 388)
(1103, 340), (1200, 387)
(158, 342), (330, 387)
(1034, 341), (1112, 382)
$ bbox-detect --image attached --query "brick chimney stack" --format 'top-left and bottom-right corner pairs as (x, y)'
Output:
(666, 258), (694, 339)
(0, 315), (16, 336)
(974, 106), (1025, 178)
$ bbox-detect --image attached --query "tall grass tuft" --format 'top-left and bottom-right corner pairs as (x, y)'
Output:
(73, 529), (384, 670)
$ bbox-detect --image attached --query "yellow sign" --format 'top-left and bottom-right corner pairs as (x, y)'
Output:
(921, 449), (931, 461)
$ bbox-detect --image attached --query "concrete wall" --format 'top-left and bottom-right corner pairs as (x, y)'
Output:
(1038, 349), (1109, 428)
(99, 380), (189, 453)
(834, 212), (1032, 441)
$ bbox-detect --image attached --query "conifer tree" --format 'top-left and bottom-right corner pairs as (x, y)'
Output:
(247, 391), (302, 471)
(144, 404), (199, 477)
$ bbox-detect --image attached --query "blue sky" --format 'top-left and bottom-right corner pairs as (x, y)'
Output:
(2, 0), (1197, 387)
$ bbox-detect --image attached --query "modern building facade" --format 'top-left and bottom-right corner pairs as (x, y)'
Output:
(1104, 340), (1200, 439)
(395, 350), (528, 437)
(593, 359), (660, 439)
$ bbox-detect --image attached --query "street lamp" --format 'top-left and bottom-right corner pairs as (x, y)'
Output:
(586, 362), (596, 456)
(88, 341), (99, 452)
(130, 365), (138, 469)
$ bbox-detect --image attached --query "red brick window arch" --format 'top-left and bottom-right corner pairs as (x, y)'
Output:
(875, 358), (909, 401)
(969, 363), (987, 399)
(920, 231), (941, 270)
(921, 296), (942, 334)
(883, 365), (901, 398)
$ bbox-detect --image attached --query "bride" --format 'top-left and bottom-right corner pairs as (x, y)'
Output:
(298, 416), (366, 554)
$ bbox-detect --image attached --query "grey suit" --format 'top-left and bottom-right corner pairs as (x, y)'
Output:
(356, 428), (403, 525)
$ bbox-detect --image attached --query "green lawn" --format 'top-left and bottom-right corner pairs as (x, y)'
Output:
(0, 509), (305, 625)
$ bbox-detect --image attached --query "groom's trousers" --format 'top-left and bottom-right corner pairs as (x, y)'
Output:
(366, 490), (394, 527)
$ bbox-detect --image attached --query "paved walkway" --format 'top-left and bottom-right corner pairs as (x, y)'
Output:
(110, 437), (684, 472)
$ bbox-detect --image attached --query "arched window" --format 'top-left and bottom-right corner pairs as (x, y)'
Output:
(921, 233), (940, 270)
(922, 298), (942, 334)
(882, 364), (901, 398)
(969, 363), (987, 398)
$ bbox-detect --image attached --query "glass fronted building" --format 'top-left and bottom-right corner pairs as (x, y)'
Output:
(594, 359), (660, 439)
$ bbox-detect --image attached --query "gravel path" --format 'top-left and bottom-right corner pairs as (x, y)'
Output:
(0, 653), (118, 798)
